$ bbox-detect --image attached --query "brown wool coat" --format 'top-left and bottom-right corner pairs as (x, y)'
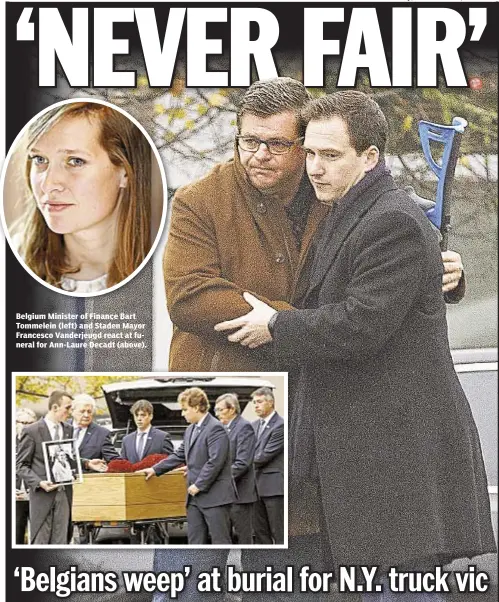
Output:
(163, 154), (328, 371)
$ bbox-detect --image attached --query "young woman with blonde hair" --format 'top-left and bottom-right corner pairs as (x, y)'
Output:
(17, 101), (151, 293)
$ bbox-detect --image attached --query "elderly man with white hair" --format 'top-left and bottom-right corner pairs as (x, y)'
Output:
(71, 393), (119, 472)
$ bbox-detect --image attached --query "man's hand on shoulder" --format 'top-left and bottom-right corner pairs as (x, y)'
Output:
(442, 250), (464, 293)
(214, 292), (276, 348)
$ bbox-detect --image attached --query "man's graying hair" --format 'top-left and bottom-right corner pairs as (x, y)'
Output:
(216, 393), (241, 415)
(301, 91), (388, 157)
(251, 387), (275, 405)
(237, 78), (312, 135)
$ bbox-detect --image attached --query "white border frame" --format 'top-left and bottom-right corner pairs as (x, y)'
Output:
(1, 97), (168, 298)
(12, 370), (289, 550)
(42, 438), (83, 486)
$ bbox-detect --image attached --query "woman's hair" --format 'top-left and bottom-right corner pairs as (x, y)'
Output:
(19, 102), (152, 288)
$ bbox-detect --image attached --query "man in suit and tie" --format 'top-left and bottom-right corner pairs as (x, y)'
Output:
(214, 393), (257, 544)
(15, 407), (37, 544)
(140, 387), (236, 544)
(71, 393), (119, 471)
(16, 390), (74, 544)
(251, 387), (284, 545)
(121, 399), (174, 463)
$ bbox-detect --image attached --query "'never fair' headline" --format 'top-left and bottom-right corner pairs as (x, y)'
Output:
(16, 6), (488, 88)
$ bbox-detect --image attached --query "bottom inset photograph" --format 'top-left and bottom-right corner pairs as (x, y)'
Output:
(13, 372), (287, 549)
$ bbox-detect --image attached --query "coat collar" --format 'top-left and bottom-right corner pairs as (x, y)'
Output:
(39, 418), (52, 441)
(232, 141), (306, 209)
(305, 166), (397, 297)
(80, 421), (96, 439)
(256, 411), (279, 440)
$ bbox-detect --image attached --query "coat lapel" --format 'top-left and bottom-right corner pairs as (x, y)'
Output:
(39, 419), (52, 442)
(257, 413), (278, 447)
(185, 425), (193, 458)
(142, 429), (154, 458)
(304, 173), (397, 300)
(130, 431), (139, 464)
(226, 415), (240, 434)
(62, 422), (73, 439)
(81, 423), (94, 447)
(186, 416), (206, 458)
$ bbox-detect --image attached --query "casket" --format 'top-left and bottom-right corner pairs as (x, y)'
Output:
(72, 472), (187, 522)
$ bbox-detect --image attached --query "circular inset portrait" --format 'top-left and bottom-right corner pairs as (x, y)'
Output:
(1, 99), (167, 296)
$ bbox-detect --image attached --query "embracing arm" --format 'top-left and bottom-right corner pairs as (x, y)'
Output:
(163, 189), (293, 337)
(273, 211), (436, 362)
(442, 250), (465, 304)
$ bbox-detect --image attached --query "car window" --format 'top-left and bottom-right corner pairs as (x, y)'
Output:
(457, 368), (498, 487)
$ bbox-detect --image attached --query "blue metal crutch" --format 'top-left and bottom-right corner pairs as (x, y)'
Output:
(414, 117), (468, 250)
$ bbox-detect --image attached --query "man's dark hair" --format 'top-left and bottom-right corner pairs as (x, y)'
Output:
(215, 393), (241, 414)
(178, 387), (210, 413)
(237, 77), (312, 135)
(301, 91), (388, 156)
(251, 387), (275, 405)
(47, 390), (73, 412)
(130, 399), (154, 416)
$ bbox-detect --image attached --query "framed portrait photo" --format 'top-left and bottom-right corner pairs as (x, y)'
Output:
(42, 439), (83, 486)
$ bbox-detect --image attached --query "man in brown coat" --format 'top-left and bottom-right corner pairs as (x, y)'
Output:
(164, 78), (464, 373)
(158, 78), (466, 602)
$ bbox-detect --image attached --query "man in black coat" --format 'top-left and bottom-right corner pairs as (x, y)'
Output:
(71, 393), (118, 471)
(214, 392), (257, 544)
(16, 390), (74, 544)
(216, 91), (496, 598)
(15, 407), (37, 544)
(250, 387), (284, 545)
(140, 387), (236, 544)
(151, 80), (467, 602)
(121, 399), (174, 463)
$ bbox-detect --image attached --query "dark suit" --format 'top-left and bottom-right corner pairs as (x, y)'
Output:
(252, 412), (285, 544)
(226, 414), (257, 544)
(121, 427), (174, 464)
(273, 168), (496, 569)
(153, 412), (236, 544)
(15, 436), (30, 544)
(75, 421), (119, 469)
(16, 419), (73, 544)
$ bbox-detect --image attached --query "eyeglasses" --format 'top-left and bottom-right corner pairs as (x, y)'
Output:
(237, 135), (304, 155)
(214, 406), (229, 414)
(16, 420), (34, 425)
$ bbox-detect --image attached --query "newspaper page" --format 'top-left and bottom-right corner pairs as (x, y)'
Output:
(1, 2), (497, 601)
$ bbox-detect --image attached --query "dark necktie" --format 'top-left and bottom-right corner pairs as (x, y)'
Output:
(257, 419), (266, 439)
(137, 432), (147, 460)
(190, 426), (201, 446)
(53, 424), (61, 441)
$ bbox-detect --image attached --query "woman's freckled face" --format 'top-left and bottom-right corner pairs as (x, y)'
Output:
(29, 115), (125, 236)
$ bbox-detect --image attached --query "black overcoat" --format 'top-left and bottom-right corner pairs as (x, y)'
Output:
(16, 419), (74, 543)
(273, 171), (496, 568)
